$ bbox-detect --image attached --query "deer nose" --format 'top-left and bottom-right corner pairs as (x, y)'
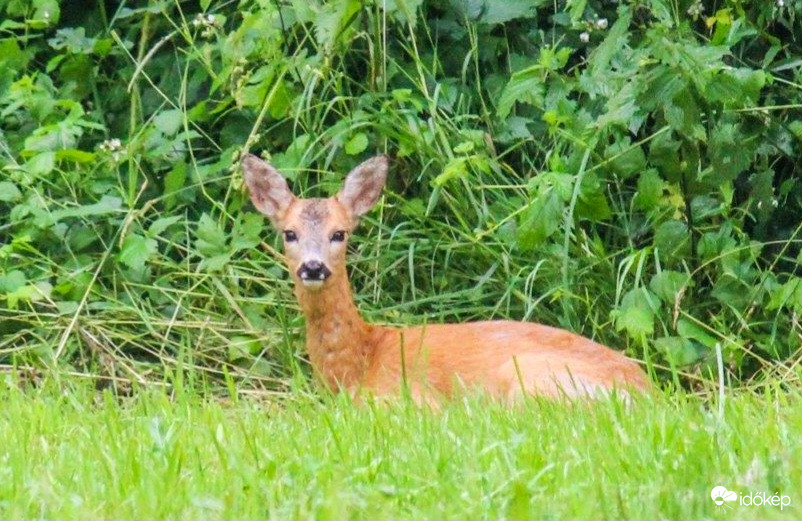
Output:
(297, 260), (332, 282)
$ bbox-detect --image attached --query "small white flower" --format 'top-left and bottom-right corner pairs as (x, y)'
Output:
(580, 32), (590, 43)
(595, 18), (608, 30)
(206, 14), (216, 24)
(777, 0), (785, 7)
(772, 198), (779, 207)
(99, 138), (125, 161)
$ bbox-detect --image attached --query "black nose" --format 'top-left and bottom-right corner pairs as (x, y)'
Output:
(297, 261), (332, 282)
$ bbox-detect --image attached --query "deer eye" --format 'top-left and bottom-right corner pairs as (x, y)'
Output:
(283, 230), (298, 242)
(330, 230), (346, 242)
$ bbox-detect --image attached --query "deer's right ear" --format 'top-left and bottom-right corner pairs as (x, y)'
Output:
(241, 154), (295, 226)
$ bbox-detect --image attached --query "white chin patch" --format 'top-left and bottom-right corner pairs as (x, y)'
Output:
(300, 279), (324, 289)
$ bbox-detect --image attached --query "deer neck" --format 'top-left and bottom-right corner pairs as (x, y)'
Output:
(294, 268), (379, 391)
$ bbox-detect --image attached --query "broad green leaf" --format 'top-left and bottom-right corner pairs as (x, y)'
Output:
(588, 9), (632, 77)
(164, 162), (187, 209)
(649, 270), (692, 303)
(516, 190), (563, 251)
(567, 0), (586, 22)
(0, 270), (26, 292)
(706, 122), (753, 185)
(6, 281), (52, 309)
(768, 277), (802, 312)
(231, 213), (263, 252)
(654, 220), (690, 262)
(56, 149), (95, 163)
(604, 139), (646, 179)
(118, 234), (157, 270)
(314, 0), (361, 51)
(0, 182), (22, 202)
(148, 216), (182, 237)
(383, 0), (424, 28)
(433, 155), (491, 187)
(344, 133), (369, 155)
(676, 318), (717, 348)
(496, 67), (545, 119)
(39, 195), (123, 227)
(25, 151), (55, 176)
(154, 109), (184, 136)
(665, 89), (705, 141)
(195, 214), (228, 258)
(654, 336), (703, 366)
(612, 287), (659, 339)
(634, 169), (665, 211)
(480, 0), (540, 24)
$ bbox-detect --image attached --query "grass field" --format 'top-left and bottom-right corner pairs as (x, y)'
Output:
(0, 381), (799, 519)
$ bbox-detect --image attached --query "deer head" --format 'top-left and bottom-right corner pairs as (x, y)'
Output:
(241, 154), (388, 290)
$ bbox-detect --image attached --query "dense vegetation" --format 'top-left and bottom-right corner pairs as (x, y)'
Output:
(2, 0), (802, 392)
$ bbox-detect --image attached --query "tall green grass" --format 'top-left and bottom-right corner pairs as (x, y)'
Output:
(0, 381), (799, 519)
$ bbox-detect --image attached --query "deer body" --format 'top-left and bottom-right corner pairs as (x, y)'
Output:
(243, 154), (650, 402)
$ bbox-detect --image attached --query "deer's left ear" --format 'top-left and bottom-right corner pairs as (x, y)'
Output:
(336, 155), (388, 218)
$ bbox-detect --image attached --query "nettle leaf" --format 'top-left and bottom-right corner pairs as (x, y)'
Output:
(37, 195), (123, 227)
(647, 131), (682, 183)
(0, 270), (27, 292)
(649, 270), (692, 303)
(272, 134), (311, 174)
(768, 277), (802, 312)
(479, 0), (540, 24)
(148, 216), (182, 237)
(25, 151), (55, 176)
(612, 287), (660, 339)
(6, 281), (53, 310)
(516, 190), (563, 251)
(314, 0), (361, 51)
(47, 27), (98, 54)
(634, 169), (665, 210)
(654, 220), (690, 263)
(195, 214), (228, 257)
(604, 139), (646, 179)
(654, 336), (703, 366)
(154, 109), (184, 136)
(496, 66), (545, 119)
(0, 181), (22, 202)
(707, 122), (753, 185)
(665, 89), (705, 141)
(118, 234), (158, 270)
(432, 155), (490, 186)
(575, 172), (611, 222)
(231, 213), (264, 252)
(383, 0), (424, 28)
(163, 162), (187, 209)
(588, 9), (632, 77)
(195, 214), (233, 271)
(596, 81), (639, 131)
(677, 318), (717, 348)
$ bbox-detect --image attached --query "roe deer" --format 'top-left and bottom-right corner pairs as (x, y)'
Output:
(242, 153), (650, 403)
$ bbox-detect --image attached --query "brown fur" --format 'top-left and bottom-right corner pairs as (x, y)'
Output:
(242, 154), (651, 403)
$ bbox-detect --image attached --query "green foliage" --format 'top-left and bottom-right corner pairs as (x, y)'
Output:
(2, 0), (802, 390)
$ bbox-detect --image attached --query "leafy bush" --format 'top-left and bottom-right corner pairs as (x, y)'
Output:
(1, 0), (801, 390)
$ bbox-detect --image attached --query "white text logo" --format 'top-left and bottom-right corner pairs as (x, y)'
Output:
(710, 485), (791, 511)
